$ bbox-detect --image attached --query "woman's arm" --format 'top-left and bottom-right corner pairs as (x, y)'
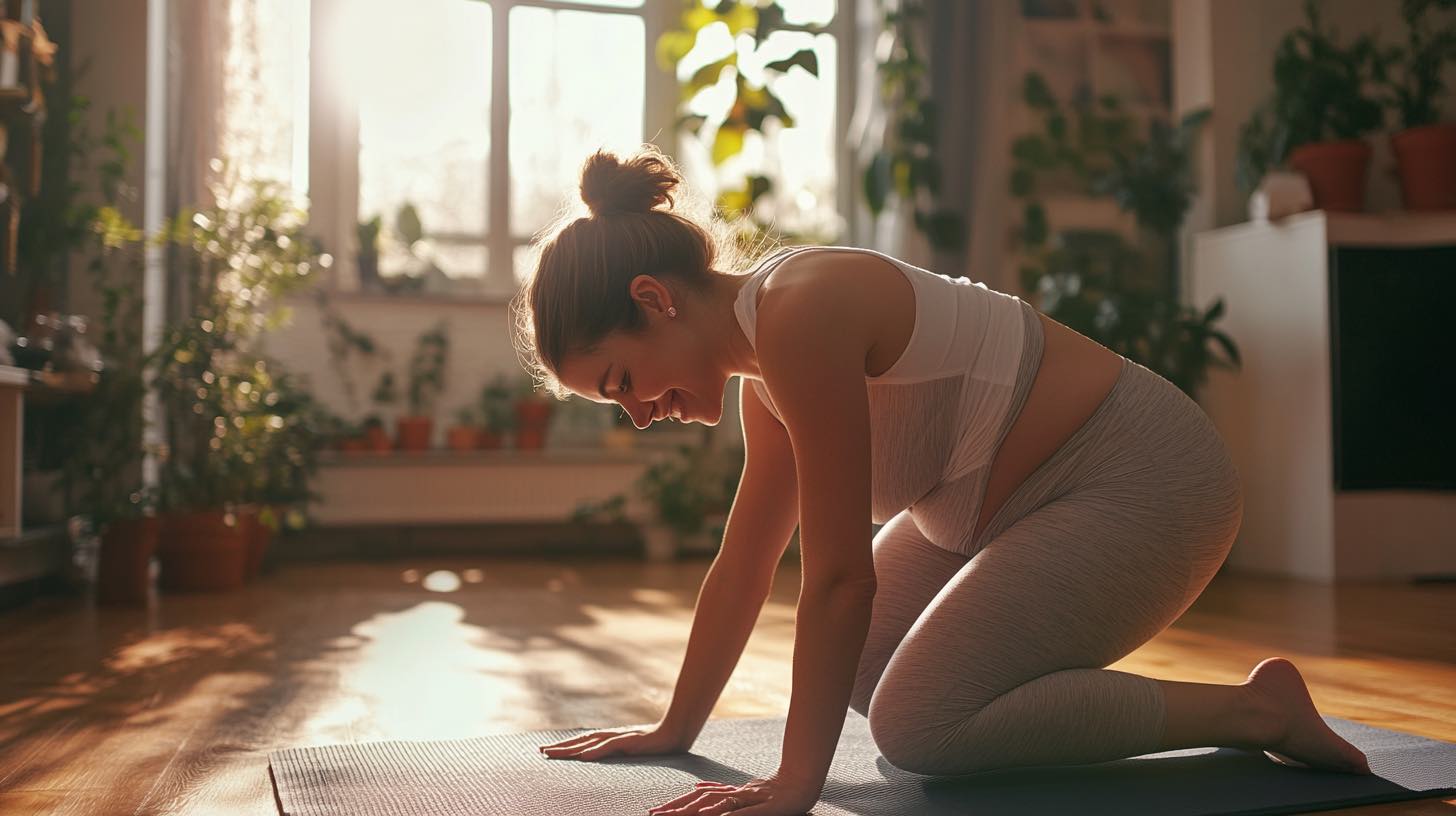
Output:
(754, 267), (879, 793)
(656, 381), (802, 743)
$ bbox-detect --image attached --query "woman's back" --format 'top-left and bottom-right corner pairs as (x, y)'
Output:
(733, 245), (1048, 556)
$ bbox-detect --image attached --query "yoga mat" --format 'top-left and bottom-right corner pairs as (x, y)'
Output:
(269, 713), (1456, 816)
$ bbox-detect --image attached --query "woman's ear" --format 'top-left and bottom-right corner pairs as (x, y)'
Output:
(628, 274), (675, 317)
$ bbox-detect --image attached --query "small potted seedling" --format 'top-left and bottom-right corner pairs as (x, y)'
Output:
(513, 374), (555, 451)
(479, 374), (514, 449)
(447, 405), (481, 451)
(365, 370), (398, 452)
(398, 322), (448, 452)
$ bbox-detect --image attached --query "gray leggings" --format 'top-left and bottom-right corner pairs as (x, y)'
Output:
(848, 357), (1244, 775)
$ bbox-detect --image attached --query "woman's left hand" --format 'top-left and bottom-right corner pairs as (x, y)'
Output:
(647, 774), (822, 815)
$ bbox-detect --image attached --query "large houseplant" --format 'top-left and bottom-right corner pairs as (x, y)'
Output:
(1236, 0), (1386, 210)
(1379, 0), (1456, 209)
(150, 174), (328, 591)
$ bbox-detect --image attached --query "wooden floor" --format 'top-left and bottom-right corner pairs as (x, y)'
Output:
(0, 557), (1453, 815)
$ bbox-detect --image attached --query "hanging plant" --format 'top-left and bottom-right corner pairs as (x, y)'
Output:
(862, 0), (963, 252)
(658, 0), (823, 228)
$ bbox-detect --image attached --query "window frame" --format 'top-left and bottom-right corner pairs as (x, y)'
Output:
(308, 0), (856, 301)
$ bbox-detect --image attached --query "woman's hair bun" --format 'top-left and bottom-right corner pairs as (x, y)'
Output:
(579, 146), (680, 217)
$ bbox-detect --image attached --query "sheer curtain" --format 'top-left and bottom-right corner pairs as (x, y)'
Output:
(166, 0), (306, 216)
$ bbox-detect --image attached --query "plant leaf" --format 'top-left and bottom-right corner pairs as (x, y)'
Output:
(766, 48), (820, 77)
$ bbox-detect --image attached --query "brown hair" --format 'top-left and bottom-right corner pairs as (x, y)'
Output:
(511, 144), (775, 398)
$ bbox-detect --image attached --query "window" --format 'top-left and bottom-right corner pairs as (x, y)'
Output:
(309, 0), (850, 299)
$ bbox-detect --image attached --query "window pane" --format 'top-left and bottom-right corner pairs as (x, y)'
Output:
(509, 7), (645, 238)
(780, 0), (835, 26)
(355, 0), (491, 236)
(430, 242), (489, 281)
(680, 30), (840, 241)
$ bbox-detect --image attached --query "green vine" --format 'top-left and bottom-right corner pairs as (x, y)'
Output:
(862, 0), (963, 251)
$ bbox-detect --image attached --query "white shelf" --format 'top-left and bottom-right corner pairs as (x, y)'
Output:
(1197, 210), (1456, 250)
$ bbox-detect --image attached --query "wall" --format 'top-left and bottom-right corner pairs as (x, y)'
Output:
(63, 0), (149, 323)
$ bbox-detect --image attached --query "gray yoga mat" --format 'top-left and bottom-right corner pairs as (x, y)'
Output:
(269, 712), (1456, 816)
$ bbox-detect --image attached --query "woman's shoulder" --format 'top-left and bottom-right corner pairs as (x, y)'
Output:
(753, 247), (908, 374)
(759, 245), (902, 297)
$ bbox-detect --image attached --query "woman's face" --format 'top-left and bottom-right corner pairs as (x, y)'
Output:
(555, 277), (728, 429)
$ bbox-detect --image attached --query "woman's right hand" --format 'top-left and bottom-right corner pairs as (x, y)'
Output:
(538, 724), (691, 761)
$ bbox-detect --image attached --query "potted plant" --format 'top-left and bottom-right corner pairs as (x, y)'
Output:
(241, 367), (327, 579)
(398, 322), (448, 451)
(1236, 0), (1386, 211)
(58, 213), (157, 604)
(365, 370), (398, 452)
(447, 405), (481, 452)
(478, 374), (514, 449)
(513, 374), (555, 451)
(149, 174), (325, 592)
(367, 371), (398, 451)
(1378, 0), (1456, 210)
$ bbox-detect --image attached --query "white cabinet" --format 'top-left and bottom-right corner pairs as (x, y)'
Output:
(1191, 211), (1456, 583)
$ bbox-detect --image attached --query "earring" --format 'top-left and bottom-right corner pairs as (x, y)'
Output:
(667, 306), (678, 318)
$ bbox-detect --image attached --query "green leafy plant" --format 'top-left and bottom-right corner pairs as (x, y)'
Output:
(574, 444), (743, 538)
(1377, 0), (1456, 129)
(57, 211), (151, 525)
(405, 322), (449, 417)
(657, 1), (824, 229)
(862, 0), (963, 251)
(479, 374), (517, 434)
(1235, 0), (1387, 193)
(150, 173), (330, 512)
(1023, 230), (1239, 395)
(1011, 73), (1237, 398)
(317, 291), (388, 411)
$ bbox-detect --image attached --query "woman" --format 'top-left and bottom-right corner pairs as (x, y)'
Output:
(515, 147), (1370, 816)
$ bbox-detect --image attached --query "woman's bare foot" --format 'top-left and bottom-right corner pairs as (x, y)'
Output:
(1245, 657), (1372, 775)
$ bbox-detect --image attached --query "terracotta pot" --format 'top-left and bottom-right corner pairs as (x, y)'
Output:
(1391, 123), (1456, 211)
(97, 516), (159, 604)
(515, 401), (554, 451)
(364, 423), (393, 452)
(1287, 139), (1372, 212)
(339, 436), (369, 454)
(396, 416), (434, 452)
(446, 425), (480, 451)
(477, 429), (503, 450)
(238, 505), (273, 580)
(157, 509), (248, 592)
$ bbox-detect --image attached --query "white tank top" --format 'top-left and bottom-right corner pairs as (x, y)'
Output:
(733, 245), (1040, 553)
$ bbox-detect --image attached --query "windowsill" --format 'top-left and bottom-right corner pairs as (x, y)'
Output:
(320, 445), (681, 468)
(315, 286), (518, 308)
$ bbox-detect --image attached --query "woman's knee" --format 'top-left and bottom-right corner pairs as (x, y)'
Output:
(867, 697), (1001, 776)
(865, 673), (1000, 775)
